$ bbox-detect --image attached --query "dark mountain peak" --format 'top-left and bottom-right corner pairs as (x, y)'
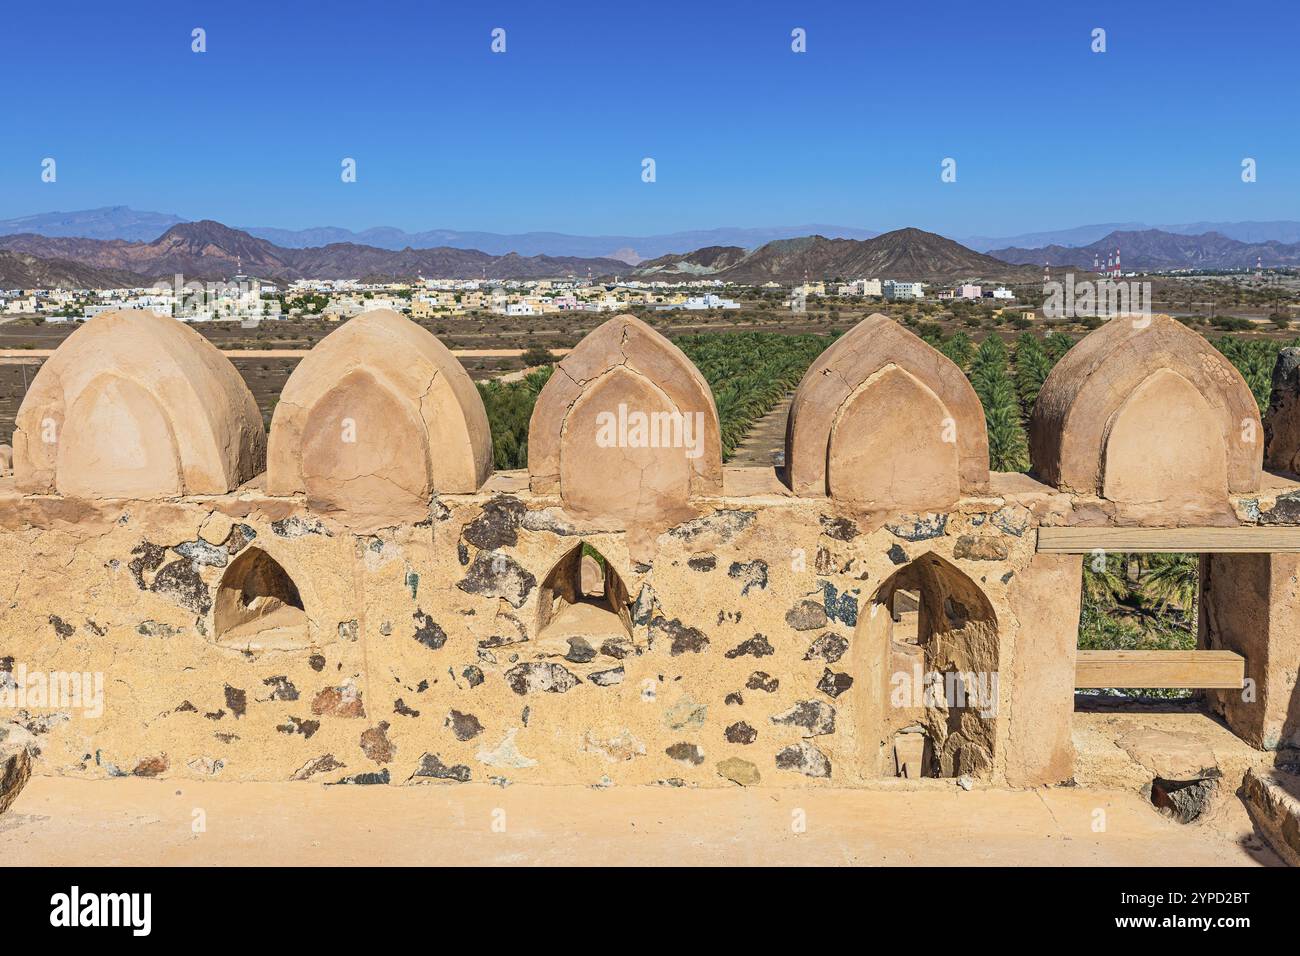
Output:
(155, 219), (255, 244)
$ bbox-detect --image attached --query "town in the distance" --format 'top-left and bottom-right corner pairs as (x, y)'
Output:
(2, 211), (1298, 330)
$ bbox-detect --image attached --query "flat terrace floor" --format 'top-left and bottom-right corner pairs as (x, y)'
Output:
(0, 776), (1279, 866)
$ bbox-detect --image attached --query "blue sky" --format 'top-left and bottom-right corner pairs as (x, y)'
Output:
(1, 0), (1296, 236)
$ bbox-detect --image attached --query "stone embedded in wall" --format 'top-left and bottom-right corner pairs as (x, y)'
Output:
(409, 752), (471, 783)
(725, 635), (773, 659)
(132, 754), (169, 777)
(771, 700), (836, 736)
(331, 770), (390, 786)
(664, 693), (707, 730)
(727, 559), (768, 596)
(804, 632), (848, 663)
(312, 682), (366, 719)
(360, 722), (395, 763)
(446, 710), (485, 741)
(724, 721), (757, 744)
(819, 583), (859, 627)
(412, 611), (448, 651)
(1029, 313), (1260, 520)
(588, 666), (625, 687)
(277, 717), (319, 739)
(457, 551), (536, 608)
(527, 314), (722, 532)
(717, 757), (760, 787)
(816, 669), (853, 699)
(786, 314), (989, 510)
(462, 496), (527, 550)
(505, 662), (581, 695)
(666, 742), (705, 766)
(953, 535), (1009, 561)
(13, 310), (265, 499)
(649, 616), (709, 655)
(819, 515), (859, 541)
(785, 600), (827, 630)
(887, 514), (948, 542)
(775, 741), (831, 778)
(665, 509), (756, 548)
(262, 676), (299, 702)
(267, 309), (493, 531)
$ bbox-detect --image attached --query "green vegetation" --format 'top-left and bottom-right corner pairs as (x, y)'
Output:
(1212, 335), (1300, 411)
(968, 335), (1030, 471)
(674, 331), (832, 459)
(1079, 552), (1200, 696)
(521, 345), (556, 367)
(475, 366), (554, 469)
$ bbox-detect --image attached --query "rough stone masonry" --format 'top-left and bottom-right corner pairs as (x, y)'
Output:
(1, 308), (1298, 796)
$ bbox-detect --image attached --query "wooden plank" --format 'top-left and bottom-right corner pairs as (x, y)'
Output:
(1037, 526), (1300, 553)
(1075, 650), (1244, 689)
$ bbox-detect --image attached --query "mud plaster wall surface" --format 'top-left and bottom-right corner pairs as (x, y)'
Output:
(0, 477), (1069, 790)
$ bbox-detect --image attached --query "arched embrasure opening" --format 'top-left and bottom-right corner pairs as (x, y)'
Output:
(536, 542), (632, 646)
(214, 547), (308, 649)
(854, 553), (998, 780)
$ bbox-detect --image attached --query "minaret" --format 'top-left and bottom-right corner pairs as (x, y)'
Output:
(1113, 247), (1121, 278)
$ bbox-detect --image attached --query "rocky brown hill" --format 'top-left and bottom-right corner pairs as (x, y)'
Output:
(0, 250), (148, 289)
(637, 228), (1040, 282)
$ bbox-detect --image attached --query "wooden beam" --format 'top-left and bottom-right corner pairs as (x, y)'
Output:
(1075, 650), (1244, 689)
(1037, 526), (1300, 553)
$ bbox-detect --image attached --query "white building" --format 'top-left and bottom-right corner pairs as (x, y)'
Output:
(683, 293), (740, 310)
(882, 280), (925, 300)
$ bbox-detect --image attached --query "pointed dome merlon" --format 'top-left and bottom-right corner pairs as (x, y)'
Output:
(1028, 314), (1261, 501)
(266, 309), (492, 528)
(13, 309), (265, 498)
(786, 314), (988, 508)
(527, 314), (721, 520)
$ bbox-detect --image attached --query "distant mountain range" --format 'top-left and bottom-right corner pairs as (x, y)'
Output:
(989, 229), (1300, 271)
(244, 222), (883, 263)
(962, 220), (1300, 252)
(0, 208), (879, 264)
(0, 221), (633, 283)
(7, 207), (1300, 261)
(4, 216), (1300, 289)
(0, 222), (1045, 286)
